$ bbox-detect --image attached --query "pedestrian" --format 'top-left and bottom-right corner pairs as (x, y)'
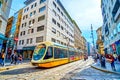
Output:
(1, 51), (5, 66)
(107, 54), (116, 71)
(14, 51), (18, 64)
(101, 55), (106, 68)
(113, 52), (118, 61)
(0, 52), (3, 66)
(18, 54), (23, 64)
(10, 53), (14, 64)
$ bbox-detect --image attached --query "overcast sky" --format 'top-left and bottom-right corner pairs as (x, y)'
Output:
(9, 0), (103, 44)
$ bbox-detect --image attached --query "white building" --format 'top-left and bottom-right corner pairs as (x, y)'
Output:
(17, 0), (74, 58)
(0, 0), (12, 52)
(101, 0), (120, 55)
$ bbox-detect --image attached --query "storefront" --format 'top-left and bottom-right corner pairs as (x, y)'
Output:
(22, 46), (35, 59)
(115, 40), (120, 55)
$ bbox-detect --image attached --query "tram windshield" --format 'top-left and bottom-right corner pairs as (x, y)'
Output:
(33, 44), (46, 60)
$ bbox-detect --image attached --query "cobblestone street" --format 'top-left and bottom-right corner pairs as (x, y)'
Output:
(0, 58), (120, 80)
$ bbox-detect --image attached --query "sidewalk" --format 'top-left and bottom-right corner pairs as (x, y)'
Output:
(91, 61), (120, 74)
(0, 59), (31, 71)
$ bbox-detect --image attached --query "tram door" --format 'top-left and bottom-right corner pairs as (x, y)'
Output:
(44, 47), (53, 59)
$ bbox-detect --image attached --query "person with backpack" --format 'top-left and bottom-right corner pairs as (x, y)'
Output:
(107, 54), (116, 71)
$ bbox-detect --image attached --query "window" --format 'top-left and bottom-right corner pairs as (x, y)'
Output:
(31, 5), (33, 9)
(26, 15), (28, 19)
(39, 6), (46, 13)
(20, 32), (22, 36)
(30, 38), (32, 44)
(44, 47), (53, 59)
(52, 27), (56, 34)
(22, 40), (24, 45)
(40, 0), (46, 4)
(57, 40), (60, 44)
(27, 39), (29, 44)
(23, 31), (25, 35)
(23, 16), (25, 20)
(57, 31), (60, 36)
(57, 7), (60, 12)
(27, 7), (29, 11)
(24, 9), (26, 13)
(53, 2), (56, 8)
(36, 36), (43, 43)
(53, 9), (56, 16)
(28, 29), (34, 34)
(30, 12), (32, 17)
(25, 22), (27, 27)
(33, 11), (36, 15)
(35, 3), (37, 7)
(19, 40), (21, 45)
(29, 20), (31, 25)
(37, 25), (44, 32)
(54, 48), (67, 59)
(57, 22), (60, 27)
(32, 19), (35, 24)
(22, 23), (24, 27)
(38, 15), (45, 21)
(61, 26), (63, 30)
(52, 18), (56, 24)
(51, 38), (56, 42)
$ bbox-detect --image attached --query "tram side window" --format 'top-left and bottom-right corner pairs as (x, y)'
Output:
(54, 47), (60, 59)
(54, 48), (67, 59)
(44, 47), (53, 59)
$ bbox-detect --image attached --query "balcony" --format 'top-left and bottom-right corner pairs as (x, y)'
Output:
(112, 0), (120, 22)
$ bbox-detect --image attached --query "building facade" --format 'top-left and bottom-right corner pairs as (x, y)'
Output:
(101, 0), (120, 55)
(86, 42), (91, 56)
(96, 27), (104, 54)
(0, 0), (12, 52)
(17, 0), (74, 59)
(72, 20), (82, 49)
(81, 36), (87, 54)
(4, 9), (23, 58)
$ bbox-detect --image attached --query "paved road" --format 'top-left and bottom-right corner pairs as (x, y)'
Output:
(0, 57), (119, 80)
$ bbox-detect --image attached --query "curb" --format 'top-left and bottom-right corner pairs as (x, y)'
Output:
(0, 66), (15, 71)
(91, 65), (120, 75)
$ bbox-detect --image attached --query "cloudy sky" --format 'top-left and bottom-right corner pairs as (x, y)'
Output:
(9, 0), (103, 44)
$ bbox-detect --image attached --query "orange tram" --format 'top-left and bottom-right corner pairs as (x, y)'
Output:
(31, 41), (84, 68)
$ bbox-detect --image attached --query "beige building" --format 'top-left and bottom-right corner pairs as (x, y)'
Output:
(96, 27), (104, 54)
(72, 20), (82, 49)
(0, 0), (12, 52)
(17, 0), (74, 59)
(81, 36), (87, 53)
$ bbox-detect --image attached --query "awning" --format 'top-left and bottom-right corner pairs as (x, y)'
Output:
(22, 46), (36, 50)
